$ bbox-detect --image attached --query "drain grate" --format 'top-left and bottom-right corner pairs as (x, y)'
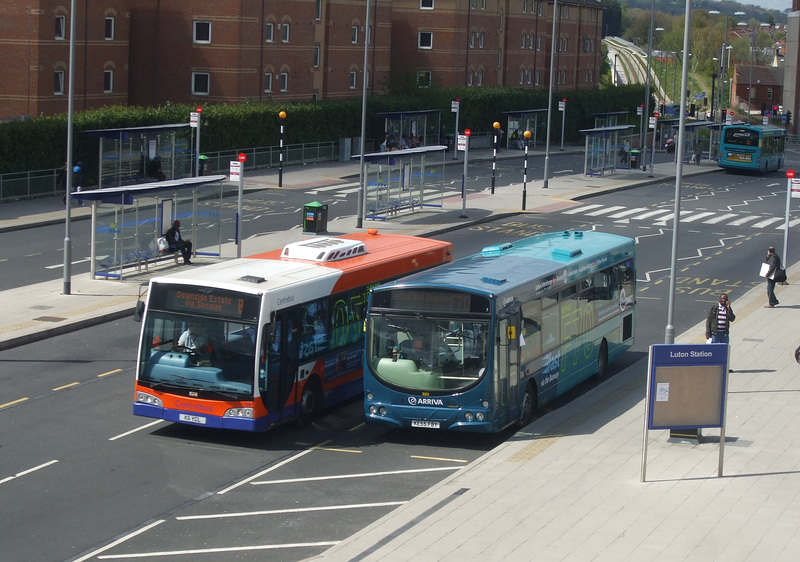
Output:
(33, 316), (66, 323)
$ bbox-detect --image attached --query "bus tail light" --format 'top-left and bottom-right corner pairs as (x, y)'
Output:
(224, 408), (253, 418)
(136, 392), (162, 407)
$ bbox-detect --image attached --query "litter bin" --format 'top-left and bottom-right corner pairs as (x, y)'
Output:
(198, 155), (209, 176)
(303, 201), (328, 234)
(629, 149), (640, 169)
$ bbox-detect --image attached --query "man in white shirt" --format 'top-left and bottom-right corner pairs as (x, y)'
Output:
(178, 323), (208, 351)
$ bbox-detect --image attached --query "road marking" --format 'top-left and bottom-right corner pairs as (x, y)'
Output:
(217, 444), (322, 495)
(250, 466), (460, 487)
(177, 501), (406, 521)
(585, 205), (626, 216)
(681, 212), (716, 223)
(97, 541), (340, 559)
(703, 213), (737, 224)
(751, 217), (783, 228)
(108, 419), (165, 441)
(631, 209), (672, 220)
(98, 368), (123, 378)
(562, 204), (603, 214)
(0, 397), (29, 409)
(53, 382), (80, 391)
(0, 459), (59, 486)
(727, 215), (762, 226)
(45, 257), (91, 270)
(410, 455), (469, 463)
(72, 520), (165, 562)
(608, 207), (649, 218)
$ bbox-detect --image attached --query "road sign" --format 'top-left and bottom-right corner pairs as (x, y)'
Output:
(451, 100), (460, 112)
(230, 161), (241, 181)
(558, 100), (565, 111)
(190, 112), (199, 128)
(238, 153), (247, 163)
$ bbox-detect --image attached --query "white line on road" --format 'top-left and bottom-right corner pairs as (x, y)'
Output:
(97, 541), (339, 559)
(73, 520), (165, 562)
(217, 447), (316, 495)
(0, 459), (59, 486)
(250, 465), (461, 486)
(108, 420), (165, 441)
(45, 258), (92, 270)
(177, 501), (406, 521)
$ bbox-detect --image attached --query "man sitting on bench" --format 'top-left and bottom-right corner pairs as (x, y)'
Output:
(165, 220), (193, 265)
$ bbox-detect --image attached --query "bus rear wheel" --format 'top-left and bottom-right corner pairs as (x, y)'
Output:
(298, 378), (323, 425)
(595, 339), (609, 380)
(519, 382), (538, 426)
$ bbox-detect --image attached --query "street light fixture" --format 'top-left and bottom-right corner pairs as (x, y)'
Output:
(491, 121), (500, 194)
(709, 10), (744, 150)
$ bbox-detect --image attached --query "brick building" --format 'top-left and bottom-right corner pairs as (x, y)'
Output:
(0, 0), (603, 122)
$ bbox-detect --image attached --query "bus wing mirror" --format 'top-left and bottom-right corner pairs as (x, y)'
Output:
(133, 300), (145, 322)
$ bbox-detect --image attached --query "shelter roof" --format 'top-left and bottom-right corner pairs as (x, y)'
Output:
(72, 175), (227, 203)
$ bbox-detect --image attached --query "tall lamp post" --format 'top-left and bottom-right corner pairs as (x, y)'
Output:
(640, 0), (656, 166)
(709, 10), (745, 125)
(543, 0), (557, 189)
(63, 0), (77, 295)
(278, 110), (286, 187)
(522, 130), (531, 210)
(491, 121), (500, 194)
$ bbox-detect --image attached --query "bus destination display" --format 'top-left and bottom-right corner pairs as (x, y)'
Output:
(390, 290), (471, 313)
(165, 288), (253, 319)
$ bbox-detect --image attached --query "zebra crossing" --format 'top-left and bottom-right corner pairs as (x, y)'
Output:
(562, 203), (800, 230)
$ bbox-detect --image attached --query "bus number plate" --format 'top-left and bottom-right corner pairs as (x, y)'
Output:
(412, 419), (440, 429)
(179, 414), (207, 425)
(730, 153), (752, 163)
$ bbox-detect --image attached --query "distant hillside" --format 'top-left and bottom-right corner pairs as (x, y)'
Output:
(619, 0), (788, 23)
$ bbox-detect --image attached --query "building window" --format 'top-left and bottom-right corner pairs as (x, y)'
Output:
(55, 15), (65, 40)
(192, 72), (210, 95)
(266, 22), (274, 42)
(418, 31), (433, 49)
(418, 70), (432, 88)
(535, 69), (540, 85)
(521, 34), (526, 49)
(528, 34), (533, 49)
(470, 32), (475, 48)
(265, 72), (273, 92)
(105, 17), (115, 40)
(194, 21), (211, 43)
(536, 34), (542, 51)
(54, 70), (64, 95)
(522, 0), (527, 13)
(479, 32), (485, 48)
(519, 69), (524, 84)
(313, 46), (320, 68)
(767, 88), (773, 100)
(421, 0), (434, 9)
(281, 23), (290, 43)
(583, 38), (590, 53)
(468, 70), (474, 86)
(538, 1), (544, 16)
(527, 69), (532, 84)
(350, 71), (358, 89)
(352, 25), (359, 44)
(104, 69), (114, 93)
(470, 0), (476, 9)
(482, 0), (487, 9)
(280, 72), (289, 92)
(477, 70), (483, 86)
(316, 0), (322, 20)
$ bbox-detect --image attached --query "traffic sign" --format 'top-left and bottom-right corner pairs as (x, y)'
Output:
(230, 161), (241, 181)
(196, 106), (203, 113)
(190, 112), (199, 128)
(787, 170), (795, 178)
(238, 153), (247, 163)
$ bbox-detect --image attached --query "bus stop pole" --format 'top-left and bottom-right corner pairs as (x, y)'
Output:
(460, 130), (470, 218)
(237, 161), (244, 259)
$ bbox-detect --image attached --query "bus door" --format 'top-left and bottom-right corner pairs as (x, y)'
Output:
(496, 314), (521, 423)
(265, 311), (299, 418)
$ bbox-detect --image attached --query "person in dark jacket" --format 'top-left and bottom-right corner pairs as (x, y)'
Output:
(705, 293), (735, 344)
(764, 246), (781, 308)
(165, 220), (192, 265)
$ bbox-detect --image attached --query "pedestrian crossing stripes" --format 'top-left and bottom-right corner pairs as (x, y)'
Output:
(562, 203), (800, 230)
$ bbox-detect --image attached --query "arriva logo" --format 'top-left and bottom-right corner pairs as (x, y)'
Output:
(408, 396), (444, 406)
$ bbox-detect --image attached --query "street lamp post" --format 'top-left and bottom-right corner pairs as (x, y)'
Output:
(522, 130), (531, 210)
(278, 110), (286, 187)
(491, 121), (500, 194)
(709, 10), (745, 125)
(543, 0), (557, 189)
(640, 0), (656, 164)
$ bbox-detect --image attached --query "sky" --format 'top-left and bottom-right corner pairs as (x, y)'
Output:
(736, 0), (791, 13)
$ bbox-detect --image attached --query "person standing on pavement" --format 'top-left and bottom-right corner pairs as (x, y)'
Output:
(706, 293), (735, 345)
(764, 246), (782, 308)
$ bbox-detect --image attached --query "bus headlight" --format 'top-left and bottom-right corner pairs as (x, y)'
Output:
(366, 392), (374, 400)
(379, 406), (387, 416)
(224, 408), (253, 418)
(369, 405), (378, 415)
(464, 412), (474, 422)
(482, 400), (489, 408)
(136, 392), (162, 407)
(476, 412), (485, 421)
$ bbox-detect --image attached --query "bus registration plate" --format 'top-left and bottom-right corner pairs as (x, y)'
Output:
(179, 414), (207, 425)
(729, 153), (752, 163)
(411, 419), (440, 429)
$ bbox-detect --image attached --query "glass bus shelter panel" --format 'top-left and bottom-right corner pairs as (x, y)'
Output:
(100, 136), (144, 189)
(364, 150), (445, 220)
(585, 132), (620, 177)
(94, 202), (124, 278)
(195, 185), (223, 258)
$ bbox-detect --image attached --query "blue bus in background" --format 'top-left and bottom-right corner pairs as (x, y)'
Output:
(363, 230), (636, 433)
(718, 124), (786, 174)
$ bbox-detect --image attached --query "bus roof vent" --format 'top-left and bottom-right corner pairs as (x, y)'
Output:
(481, 276), (507, 286)
(281, 237), (368, 262)
(481, 242), (513, 257)
(239, 275), (266, 284)
(552, 248), (582, 259)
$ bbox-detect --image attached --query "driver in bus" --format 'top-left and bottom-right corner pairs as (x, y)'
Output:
(178, 322), (209, 352)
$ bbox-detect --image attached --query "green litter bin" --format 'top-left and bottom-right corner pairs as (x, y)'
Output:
(629, 149), (640, 169)
(303, 201), (328, 234)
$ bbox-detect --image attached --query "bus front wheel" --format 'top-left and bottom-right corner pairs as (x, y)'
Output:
(596, 340), (609, 380)
(519, 382), (538, 426)
(298, 378), (323, 425)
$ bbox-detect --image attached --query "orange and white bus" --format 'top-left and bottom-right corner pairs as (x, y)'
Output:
(133, 231), (452, 431)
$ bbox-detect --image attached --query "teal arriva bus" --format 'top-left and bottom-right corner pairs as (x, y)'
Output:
(718, 124), (786, 174)
(363, 230), (635, 433)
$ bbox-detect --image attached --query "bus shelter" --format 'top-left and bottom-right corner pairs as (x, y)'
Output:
(669, 121), (718, 162)
(502, 109), (548, 149)
(579, 125), (636, 176)
(377, 109), (442, 148)
(592, 111), (630, 128)
(73, 175), (226, 280)
(84, 123), (194, 189)
(357, 145), (447, 221)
